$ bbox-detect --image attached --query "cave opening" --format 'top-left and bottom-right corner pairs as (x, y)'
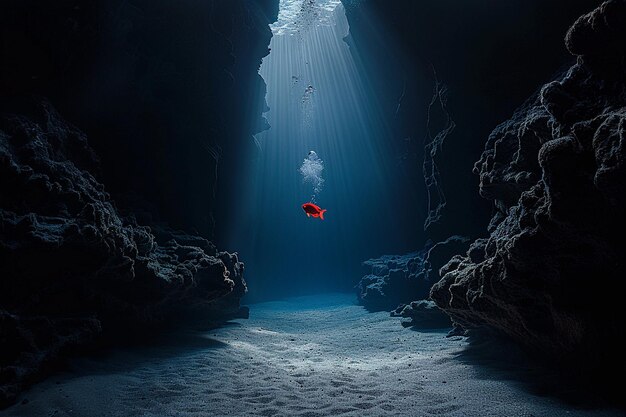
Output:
(228, 0), (422, 302)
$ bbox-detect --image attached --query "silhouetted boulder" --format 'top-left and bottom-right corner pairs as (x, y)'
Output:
(431, 0), (626, 375)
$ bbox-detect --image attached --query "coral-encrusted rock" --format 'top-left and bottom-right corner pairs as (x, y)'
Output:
(0, 100), (247, 407)
(356, 236), (469, 311)
(431, 0), (626, 374)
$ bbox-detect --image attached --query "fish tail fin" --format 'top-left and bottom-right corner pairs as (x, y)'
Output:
(320, 209), (327, 220)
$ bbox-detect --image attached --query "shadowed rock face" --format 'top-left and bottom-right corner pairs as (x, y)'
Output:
(431, 0), (626, 374)
(356, 236), (469, 311)
(0, 101), (248, 407)
(0, 0), (277, 238)
(357, 251), (429, 311)
(391, 300), (452, 329)
(0, 0), (279, 407)
(340, 0), (599, 243)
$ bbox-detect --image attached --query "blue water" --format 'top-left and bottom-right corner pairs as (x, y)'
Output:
(224, 2), (424, 301)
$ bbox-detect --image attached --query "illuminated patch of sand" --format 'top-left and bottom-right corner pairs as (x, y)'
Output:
(4, 294), (621, 417)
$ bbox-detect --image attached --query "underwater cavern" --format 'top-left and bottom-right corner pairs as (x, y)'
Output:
(1, 0), (625, 415)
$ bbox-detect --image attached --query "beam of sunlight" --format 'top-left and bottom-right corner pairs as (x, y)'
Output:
(227, 0), (421, 299)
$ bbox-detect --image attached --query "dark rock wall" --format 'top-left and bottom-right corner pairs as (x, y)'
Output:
(431, 0), (626, 376)
(1, 0), (277, 237)
(0, 0), (279, 408)
(341, 0), (600, 241)
(0, 100), (248, 406)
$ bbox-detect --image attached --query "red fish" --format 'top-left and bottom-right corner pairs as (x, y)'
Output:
(302, 202), (327, 220)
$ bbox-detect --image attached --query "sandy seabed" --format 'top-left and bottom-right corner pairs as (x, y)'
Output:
(2, 294), (622, 417)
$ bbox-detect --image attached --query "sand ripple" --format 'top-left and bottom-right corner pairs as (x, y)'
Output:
(2, 294), (622, 417)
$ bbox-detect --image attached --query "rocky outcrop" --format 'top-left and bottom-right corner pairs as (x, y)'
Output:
(431, 0), (626, 374)
(357, 251), (427, 311)
(0, 0), (278, 409)
(424, 236), (470, 283)
(340, 0), (597, 243)
(0, 100), (247, 407)
(356, 236), (469, 311)
(391, 300), (451, 329)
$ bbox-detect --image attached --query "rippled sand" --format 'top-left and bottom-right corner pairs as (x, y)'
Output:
(2, 294), (621, 417)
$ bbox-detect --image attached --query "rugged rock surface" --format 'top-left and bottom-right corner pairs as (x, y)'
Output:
(340, 0), (598, 243)
(356, 236), (469, 311)
(0, 311), (102, 409)
(431, 0), (626, 375)
(0, 101), (247, 407)
(357, 251), (427, 311)
(0, 1), (280, 406)
(391, 300), (452, 329)
(0, 0), (277, 238)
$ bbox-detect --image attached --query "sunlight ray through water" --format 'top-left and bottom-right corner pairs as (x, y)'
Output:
(229, 0), (420, 300)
